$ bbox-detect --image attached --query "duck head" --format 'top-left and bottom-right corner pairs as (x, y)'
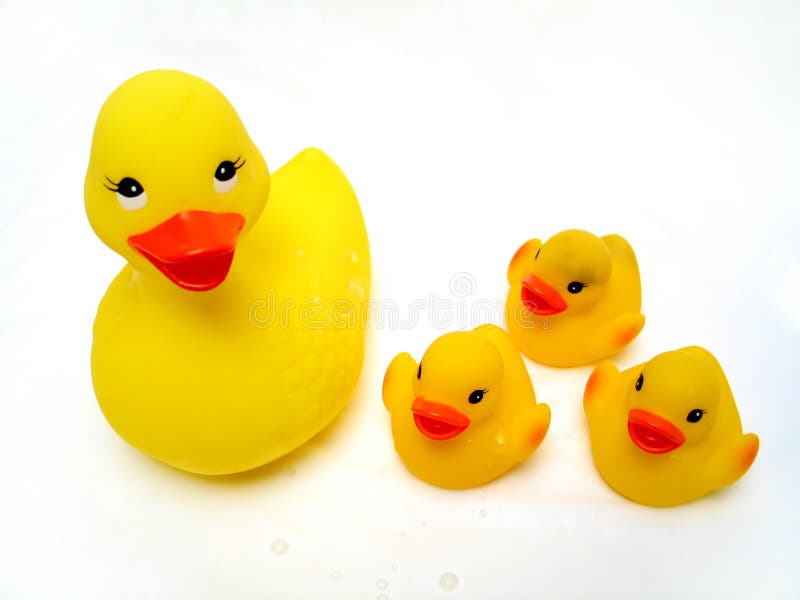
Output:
(625, 347), (721, 454)
(510, 230), (612, 318)
(84, 70), (270, 291)
(411, 331), (504, 441)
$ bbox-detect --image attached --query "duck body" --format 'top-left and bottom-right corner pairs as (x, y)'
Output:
(583, 347), (759, 506)
(505, 230), (644, 367)
(86, 71), (369, 475)
(383, 325), (550, 489)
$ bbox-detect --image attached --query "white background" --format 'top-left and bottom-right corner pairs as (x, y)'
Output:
(1, 1), (798, 598)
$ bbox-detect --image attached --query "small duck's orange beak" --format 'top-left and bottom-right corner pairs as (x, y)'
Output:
(128, 211), (245, 291)
(627, 408), (685, 454)
(520, 274), (567, 316)
(411, 397), (470, 441)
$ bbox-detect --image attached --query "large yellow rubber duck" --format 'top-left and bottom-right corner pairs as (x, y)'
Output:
(583, 347), (759, 506)
(382, 325), (551, 489)
(84, 70), (370, 475)
(505, 229), (645, 367)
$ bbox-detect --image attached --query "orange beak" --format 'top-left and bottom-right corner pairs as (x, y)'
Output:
(411, 397), (470, 441)
(520, 274), (567, 316)
(627, 408), (686, 454)
(128, 211), (245, 291)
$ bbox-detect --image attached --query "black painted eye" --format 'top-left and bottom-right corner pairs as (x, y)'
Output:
(117, 177), (144, 198)
(686, 409), (705, 423)
(105, 176), (147, 210)
(215, 160), (237, 182)
(635, 373), (643, 391)
(468, 389), (485, 404)
(567, 281), (585, 294)
(417, 364), (422, 380)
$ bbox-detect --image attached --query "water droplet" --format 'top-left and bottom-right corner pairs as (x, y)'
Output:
(479, 509), (487, 518)
(270, 538), (289, 555)
(330, 571), (341, 581)
(439, 572), (459, 592)
(376, 578), (388, 590)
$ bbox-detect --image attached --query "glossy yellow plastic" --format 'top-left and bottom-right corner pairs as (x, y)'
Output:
(382, 325), (551, 489)
(506, 229), (645, 367)
(583, 347), (759, 506)
(85, 70), (370, 475)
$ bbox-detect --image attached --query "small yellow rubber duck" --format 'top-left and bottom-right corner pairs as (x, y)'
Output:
(85, 70), (370, 475)
(382, 325), (551, 489)
(505, 229), (645, 367)
(583, 346), (759, 506)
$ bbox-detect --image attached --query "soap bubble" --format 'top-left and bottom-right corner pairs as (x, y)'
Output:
(330, 571), (341, 581)
(439, 572), (459, 592)
(479, 509), (488, 518)
(376, 578), (388, 590)
(270, 539), (289, 555)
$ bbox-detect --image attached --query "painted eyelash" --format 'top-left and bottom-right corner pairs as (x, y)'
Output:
(233, 156), (246, 169)
(103, 176), (119, 192)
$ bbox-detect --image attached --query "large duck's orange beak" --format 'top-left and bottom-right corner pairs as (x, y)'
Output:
(520, 274), (567, 316)
(128, 211), (245, 291)
(411, 397), (470, 441)
(627, 408), (686, 454)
